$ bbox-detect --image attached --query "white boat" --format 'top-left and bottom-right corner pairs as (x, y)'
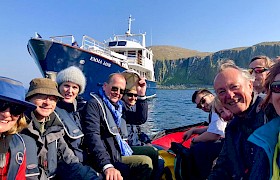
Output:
(28, 15), (157, 101)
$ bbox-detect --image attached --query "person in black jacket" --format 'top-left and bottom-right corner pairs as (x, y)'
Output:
(81, 73), (153, 180)
(121, 70), (164, 180)
(55, 66), (87, 162)
(209, 61), (269, 179)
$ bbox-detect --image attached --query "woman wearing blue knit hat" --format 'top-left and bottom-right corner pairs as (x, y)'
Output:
(0, 76), (36, 179)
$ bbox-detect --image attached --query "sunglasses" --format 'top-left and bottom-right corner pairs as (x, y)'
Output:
(270, 81), (280, 93)
(0, 100), (26, 116)
(126, 93), (138, 98)
(248, 67), (268, 74)
(111, 86), (125, 94)
(196, 94), (209, 109)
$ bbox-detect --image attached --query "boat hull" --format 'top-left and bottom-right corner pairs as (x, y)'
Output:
(28, 38), (156, 101)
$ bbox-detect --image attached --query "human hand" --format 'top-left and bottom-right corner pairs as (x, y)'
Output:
(182, 129), (193, 142)
(137, 78), (147, 96)
(104, 167), (123, 180)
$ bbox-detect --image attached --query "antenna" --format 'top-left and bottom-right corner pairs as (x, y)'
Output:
(126, 15), (135, 36)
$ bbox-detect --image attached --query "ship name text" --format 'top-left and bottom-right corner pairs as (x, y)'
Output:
(90, 56), (111, 68)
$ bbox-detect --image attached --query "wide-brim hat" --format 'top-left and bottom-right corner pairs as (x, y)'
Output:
(122, 69), (141, 91)
(26, 78), (64, 99)
(0, 76), (36, 110)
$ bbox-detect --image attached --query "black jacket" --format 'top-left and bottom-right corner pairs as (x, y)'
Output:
(81, 94), (122, 172)
(208, 96), (268, 180)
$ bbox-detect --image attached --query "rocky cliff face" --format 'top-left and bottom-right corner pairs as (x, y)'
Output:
(154, 42), (280, 86)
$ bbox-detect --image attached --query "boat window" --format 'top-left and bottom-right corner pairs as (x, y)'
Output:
(117, 41), (127, 46)
(128, 51), (136, 57)
(109, 41), (117, 46)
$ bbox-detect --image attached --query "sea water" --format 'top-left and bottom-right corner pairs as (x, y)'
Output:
(143, 89), (209, 136)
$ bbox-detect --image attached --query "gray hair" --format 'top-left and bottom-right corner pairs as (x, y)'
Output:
(217, 60), (255, 82)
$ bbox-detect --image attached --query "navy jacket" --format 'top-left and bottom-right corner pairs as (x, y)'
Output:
(56, 100), (84, 162)
(81, 94), (122, 172)
(208, 96), (268, 180)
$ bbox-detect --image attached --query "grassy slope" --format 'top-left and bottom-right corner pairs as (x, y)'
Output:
(150, 45), (211, 61)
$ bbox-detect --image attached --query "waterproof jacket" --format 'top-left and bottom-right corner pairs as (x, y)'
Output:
(22, 111), (100, 180)
(248, 116), (280, 179)
(81, 93), (123, 172)
(208, 96), (268, 180)
(55, 100), (84, 162)
(121, 99), (149, 146)
(0, 134), (30, 180)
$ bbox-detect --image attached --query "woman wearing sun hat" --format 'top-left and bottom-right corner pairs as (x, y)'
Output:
(121, 70), (150, 146)
(0, 76), (37, 180)
(121, 70), (165, 180)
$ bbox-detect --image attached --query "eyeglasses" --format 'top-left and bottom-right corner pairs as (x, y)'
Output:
(35, 94), (59, 102)
(111, 86), (125, 94)
(0, 100), (26, 116)
(196, 94), (209, 109)
(126, 93), (138, 98)
(248, 67), (268, 74)
(270, 81), (280, 93)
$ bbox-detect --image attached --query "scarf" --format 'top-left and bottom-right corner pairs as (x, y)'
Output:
(99, 88), (133, 156)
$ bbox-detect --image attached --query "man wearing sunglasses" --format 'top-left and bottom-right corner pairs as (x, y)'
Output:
(249, 55), (274, 95)
(209, 61), (270, 179)
(181, 89), (227, 179)
(81, 73), (153, 180)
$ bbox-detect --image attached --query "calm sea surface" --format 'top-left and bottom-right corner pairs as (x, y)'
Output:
(142, 89), (209, 136)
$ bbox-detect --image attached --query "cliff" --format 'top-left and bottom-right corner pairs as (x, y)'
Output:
(152, 42), (280, 86)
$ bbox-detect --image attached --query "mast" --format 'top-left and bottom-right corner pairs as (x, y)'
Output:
(126, 15), (134, 36)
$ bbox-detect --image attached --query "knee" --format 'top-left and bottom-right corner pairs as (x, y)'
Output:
(140, 155), (153, 169)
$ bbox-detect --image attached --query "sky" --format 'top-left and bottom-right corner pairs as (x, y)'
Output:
(1, 0), (280, 87)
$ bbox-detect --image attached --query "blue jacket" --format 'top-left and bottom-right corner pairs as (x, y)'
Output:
(248, 116), (280, 179)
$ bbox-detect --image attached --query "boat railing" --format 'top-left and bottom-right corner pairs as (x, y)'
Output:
(82, 35), (128, 67)
(50, 35), (73, 44)
(127, 53), (143, 66)
(82, 35), (118, 56)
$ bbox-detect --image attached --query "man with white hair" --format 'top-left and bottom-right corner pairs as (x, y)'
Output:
(208, 61), (269, 179)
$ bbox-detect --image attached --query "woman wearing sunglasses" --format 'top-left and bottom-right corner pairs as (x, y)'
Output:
(0, 76), (36, 180)
(121, 70), (164, 180)
(248, 61), (280, 179)
(121, 70), (149, 146)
